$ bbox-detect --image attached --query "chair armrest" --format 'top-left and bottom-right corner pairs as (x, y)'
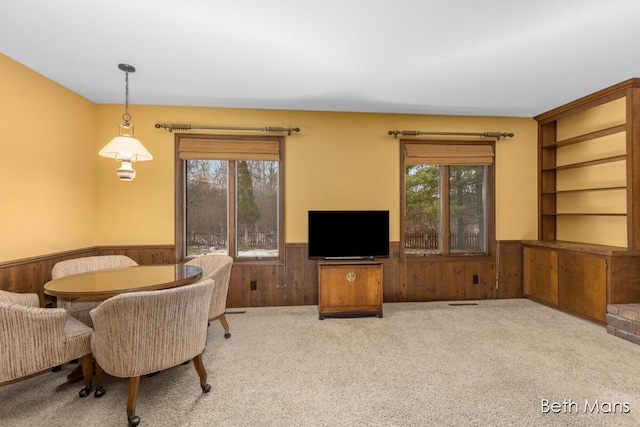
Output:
(0, 303), (71, 382)
(0, 290), (40, 307)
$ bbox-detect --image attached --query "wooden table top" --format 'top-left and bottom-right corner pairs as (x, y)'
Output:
(44, 264), (203, 299)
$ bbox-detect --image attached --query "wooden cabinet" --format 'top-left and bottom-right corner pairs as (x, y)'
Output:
(317, 261), (383, 319)
(557, 251), (607, 323)
(523, 246), (558, 305)
(522, 241), (640, 323)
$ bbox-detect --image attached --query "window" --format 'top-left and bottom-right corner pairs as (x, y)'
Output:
(402, 141), (494, 256)
(175, 134), (284, 261)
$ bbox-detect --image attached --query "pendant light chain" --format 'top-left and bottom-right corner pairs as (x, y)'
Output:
(123, 68), (131, 126)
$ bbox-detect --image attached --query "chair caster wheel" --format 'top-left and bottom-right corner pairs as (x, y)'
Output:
(79, 386), (92, 398)
(224, 332), (231, 339)
(94, 386), (106, 398)
(128, 415), (140, 427)
(201, 383), (211, 393)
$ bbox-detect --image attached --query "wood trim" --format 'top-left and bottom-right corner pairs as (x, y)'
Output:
(174, 133), (285, 263)
(628, 85), (640, 249)
(0, 247), (95, 268)
(174, 132), (184, 262)
(534, 78), (640, 124)
(522, 240), (640, 256)
(400, 140), (496, 257)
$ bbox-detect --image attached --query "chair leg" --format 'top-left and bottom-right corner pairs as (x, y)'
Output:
(94, 361), (106, 398)
(192, 353), (211, 393)
(127, 376), (141, 427)
(219, 313), (231, 339)
(66, 364), (84, 383)
(78, 354), (93, 398)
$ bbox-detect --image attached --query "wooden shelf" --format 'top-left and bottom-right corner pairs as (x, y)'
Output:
(541, 155), (626, 171)
(542, 186), (626, 194)
(542, 212), (626, 216)
(555, 155), (626, 171)
(542, 124), (626, 149)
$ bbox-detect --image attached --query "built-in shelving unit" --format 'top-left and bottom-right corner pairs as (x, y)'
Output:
(524, 79), (640, 324)
(535, 79), (640, 247)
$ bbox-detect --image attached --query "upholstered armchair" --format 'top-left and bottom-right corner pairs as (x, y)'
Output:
(0, 290), (94, 397)
(89, 279), (215, 427)
(51, 255), (138, 327)
(185, 254), (233, 338)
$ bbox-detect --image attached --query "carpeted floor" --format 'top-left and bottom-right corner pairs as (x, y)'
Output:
(2, 298), (640, 426)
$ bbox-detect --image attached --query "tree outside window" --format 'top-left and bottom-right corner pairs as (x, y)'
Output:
(177, 134), (283, 261)
(402, 141), (492, 256)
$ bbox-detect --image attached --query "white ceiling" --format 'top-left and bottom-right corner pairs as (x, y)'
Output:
(2, 0), (640, 117)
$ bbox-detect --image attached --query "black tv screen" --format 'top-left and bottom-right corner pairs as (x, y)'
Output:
(308, 210), (390, 260)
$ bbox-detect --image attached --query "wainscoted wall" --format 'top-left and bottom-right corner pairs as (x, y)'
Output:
(0, 246), (175, 306)
(0, 241), (522, 309)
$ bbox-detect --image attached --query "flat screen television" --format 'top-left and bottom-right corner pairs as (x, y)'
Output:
(308, 210), (390, 260)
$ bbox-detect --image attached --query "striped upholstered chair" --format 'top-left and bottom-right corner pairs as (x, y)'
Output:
(51, 255), (138, 327)
(185, 254), (233, 338)
(0, 290), (94, 397)
(89, 279), (215, 427)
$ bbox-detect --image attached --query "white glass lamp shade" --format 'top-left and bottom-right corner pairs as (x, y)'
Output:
(99, 135), (153, 162)
(99, 134), (153, 181)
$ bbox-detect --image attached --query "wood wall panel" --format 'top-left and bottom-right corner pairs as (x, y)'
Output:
(381, 242), (402, 301)
(1, 241), (523, 309)
(0, 246), (175, 306)
(496, 240), (523, 299)
(97, 246), (176, 265)
(226, 244), (318, 308)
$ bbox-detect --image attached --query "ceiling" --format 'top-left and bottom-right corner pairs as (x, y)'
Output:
(2, 0), (640, 117)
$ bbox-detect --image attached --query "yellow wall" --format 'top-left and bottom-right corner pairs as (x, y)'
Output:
(1, 52), (539, 262)
(555, 98), (627, 246)
(94, 106), (539, 245)
(0, 54), (97, 262)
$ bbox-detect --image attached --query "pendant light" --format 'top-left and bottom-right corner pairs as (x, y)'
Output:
(99, 63), (152, 181)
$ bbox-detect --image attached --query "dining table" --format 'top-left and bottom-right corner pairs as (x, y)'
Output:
(44, 264), (203, 300)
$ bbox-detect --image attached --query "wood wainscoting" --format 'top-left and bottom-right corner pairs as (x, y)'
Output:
(225, 240), (523, 308)
(0, 246), (175, 306)
(0, 241), (522, 308)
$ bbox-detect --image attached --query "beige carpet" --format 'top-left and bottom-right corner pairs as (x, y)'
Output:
(2, 299), (640, 426)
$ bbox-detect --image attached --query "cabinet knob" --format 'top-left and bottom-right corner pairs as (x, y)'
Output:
(346, 272), (356, 282)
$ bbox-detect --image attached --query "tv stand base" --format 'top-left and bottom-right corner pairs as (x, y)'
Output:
(317, 261), (383, 320)
(319, 311), (383, 320)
